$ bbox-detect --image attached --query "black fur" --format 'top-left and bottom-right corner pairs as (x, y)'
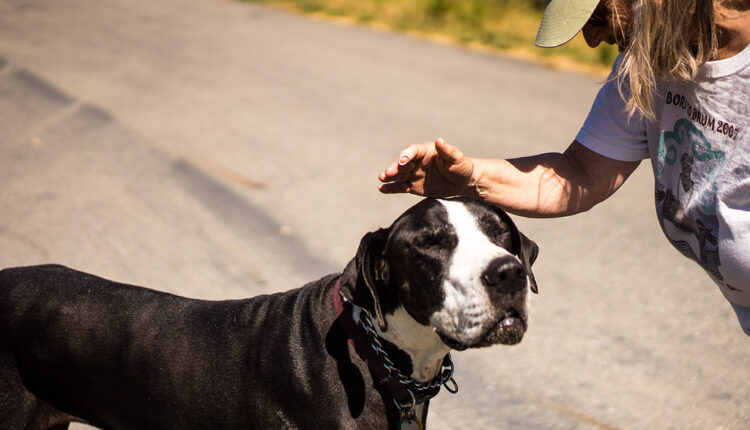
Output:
(0, 265), (398, 429)
(0, 197), (538, 429)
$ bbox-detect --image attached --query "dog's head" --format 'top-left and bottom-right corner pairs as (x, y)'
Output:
(340, 197), (538, 350)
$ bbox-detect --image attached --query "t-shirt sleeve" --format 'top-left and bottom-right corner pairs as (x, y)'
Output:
(575, 59), (650, 162)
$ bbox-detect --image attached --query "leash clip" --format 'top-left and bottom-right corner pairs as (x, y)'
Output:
(394, 389), (420, 428)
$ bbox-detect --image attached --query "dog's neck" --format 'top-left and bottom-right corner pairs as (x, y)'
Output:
(353, 303), (450, 382)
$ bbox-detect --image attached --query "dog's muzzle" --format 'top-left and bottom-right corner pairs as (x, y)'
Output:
(435, 256), (529, 350)
(481, 257), (527, 294)
(437, 308), (526, 350)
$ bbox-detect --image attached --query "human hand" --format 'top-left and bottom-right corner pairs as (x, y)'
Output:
(378, 138), (475, 198)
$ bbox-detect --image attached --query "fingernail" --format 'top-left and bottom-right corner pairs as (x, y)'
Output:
(399, 155), (410, 165)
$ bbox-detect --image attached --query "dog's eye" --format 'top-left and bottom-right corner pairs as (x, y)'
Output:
(417, 233), (443, 247)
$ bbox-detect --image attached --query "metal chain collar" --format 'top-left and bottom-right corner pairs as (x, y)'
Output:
(358, 307), (458, 422)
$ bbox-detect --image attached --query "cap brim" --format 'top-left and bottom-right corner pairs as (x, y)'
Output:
(535, 0), (600, 48)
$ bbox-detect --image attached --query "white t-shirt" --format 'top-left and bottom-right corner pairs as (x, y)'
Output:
(576, 45), (750, 331)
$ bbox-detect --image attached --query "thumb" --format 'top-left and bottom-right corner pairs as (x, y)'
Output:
(434, 138), (466, 165)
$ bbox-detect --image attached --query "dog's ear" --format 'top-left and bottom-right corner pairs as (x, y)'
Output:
(361, 228), (390, 331)
(340, 228), (390, 331)
(516, 231), (539, 294)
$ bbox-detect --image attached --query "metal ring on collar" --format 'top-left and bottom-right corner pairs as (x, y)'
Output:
(393, 388), (416, 414)
(443, 357), (455, 379)
(443, 377), (458, 394)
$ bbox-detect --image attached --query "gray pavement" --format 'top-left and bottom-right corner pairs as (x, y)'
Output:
(0, 0), (747, 429)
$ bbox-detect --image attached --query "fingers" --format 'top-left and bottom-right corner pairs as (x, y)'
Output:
(378, 160), (399, 182)
(378, 138), (465, 196)
(398, 143), (430, 168)
(399, 145), (418, 166)
(378, 181), (410, 194)
(378, 142), (432, 183)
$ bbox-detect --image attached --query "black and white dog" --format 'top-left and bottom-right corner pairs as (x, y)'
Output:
(0, 197), (538, 429)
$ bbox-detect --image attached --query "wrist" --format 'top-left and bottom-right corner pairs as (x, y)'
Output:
(461, 158), (484, 200)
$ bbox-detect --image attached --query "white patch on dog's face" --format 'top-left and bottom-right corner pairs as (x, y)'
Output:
(429, 199), (520, 345)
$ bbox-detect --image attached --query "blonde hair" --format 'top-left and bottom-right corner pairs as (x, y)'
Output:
(615, 0), (718, 119)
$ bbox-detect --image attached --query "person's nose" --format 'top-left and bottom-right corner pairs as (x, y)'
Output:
(582, 23), (607, 48)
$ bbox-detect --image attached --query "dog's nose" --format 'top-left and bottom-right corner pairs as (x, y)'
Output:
(482, 257), (526, 293)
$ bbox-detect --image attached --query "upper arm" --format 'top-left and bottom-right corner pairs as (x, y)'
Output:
(564, 140), (641, 210)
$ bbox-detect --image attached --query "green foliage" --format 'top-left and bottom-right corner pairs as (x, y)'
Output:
(298, 0), (321, 12)
(425, 0), (452, 20)
(242, 0), (615, 73)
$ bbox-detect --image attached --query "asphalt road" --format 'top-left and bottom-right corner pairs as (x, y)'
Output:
(0, 0), (748, 429)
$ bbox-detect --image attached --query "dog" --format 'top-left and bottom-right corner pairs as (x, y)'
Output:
(0, 197), (538, 429)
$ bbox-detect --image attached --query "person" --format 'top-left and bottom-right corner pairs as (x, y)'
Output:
(378, 0), (750, 335)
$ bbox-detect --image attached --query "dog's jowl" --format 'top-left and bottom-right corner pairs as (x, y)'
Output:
(0, 197), (538, 430)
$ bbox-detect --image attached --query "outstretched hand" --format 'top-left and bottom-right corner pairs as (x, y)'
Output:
(378, 138), (475, 198)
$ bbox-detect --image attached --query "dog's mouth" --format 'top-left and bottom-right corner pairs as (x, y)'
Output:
(437, 308), (526, 351)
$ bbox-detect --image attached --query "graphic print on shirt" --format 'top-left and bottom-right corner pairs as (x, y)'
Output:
(655, 118), (742, 293)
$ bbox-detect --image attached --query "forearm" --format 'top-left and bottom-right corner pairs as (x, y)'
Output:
(466, 154), (588, 217)
(465, 142), (639, 218)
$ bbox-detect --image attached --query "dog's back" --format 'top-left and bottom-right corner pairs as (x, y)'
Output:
(0, 265), (376, 429)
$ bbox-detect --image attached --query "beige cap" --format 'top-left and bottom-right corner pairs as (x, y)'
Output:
(535, 0), (600, 48)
